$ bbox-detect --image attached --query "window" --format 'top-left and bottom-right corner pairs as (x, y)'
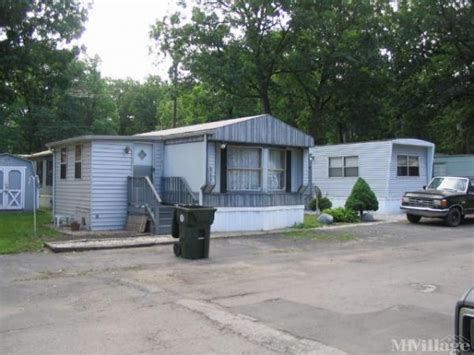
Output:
(227, 147), (262, 191)
(397, 155), (419, 176)
(75, 145), (82, 179)
(46, 159), (53, 186)
(268, 149), (286, 191)
(36, 161), (43, 186)
(60, 148), (67, 179)
(329, 156), (359, 177)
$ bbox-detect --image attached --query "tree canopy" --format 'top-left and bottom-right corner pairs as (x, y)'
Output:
(1, 0), (472, 154)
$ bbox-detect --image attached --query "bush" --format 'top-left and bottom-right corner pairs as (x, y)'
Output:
(323, 207), (359, 223)
(345, 178), (379, 217)
(308, 196), (332, 211)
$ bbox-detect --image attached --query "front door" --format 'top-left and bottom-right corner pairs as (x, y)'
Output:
(0, 167), (25, 210)
(133, 143), (153, 179)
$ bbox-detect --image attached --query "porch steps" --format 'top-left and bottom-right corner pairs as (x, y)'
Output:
(128, 204), (174, 235)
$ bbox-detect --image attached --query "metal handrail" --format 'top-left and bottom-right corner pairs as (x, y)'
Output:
(127, 176), (162, 233)
(161, 177), (199, 205)
(144, 176), (162, 203)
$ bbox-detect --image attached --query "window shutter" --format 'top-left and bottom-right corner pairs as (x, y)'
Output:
(220, 146), (227, 193)
(286, 150), (292, 192)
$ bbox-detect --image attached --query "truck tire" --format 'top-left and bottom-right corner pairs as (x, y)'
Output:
(444, 208), (462, 227)
(407, 214), (421, 223)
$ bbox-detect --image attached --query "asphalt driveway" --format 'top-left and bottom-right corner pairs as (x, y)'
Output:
(1, 218), (473, 354)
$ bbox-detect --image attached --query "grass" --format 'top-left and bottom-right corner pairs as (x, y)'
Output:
(285, 229), (357, 242)
(0, 210), (62, 254)
(293, 214), (324, 229)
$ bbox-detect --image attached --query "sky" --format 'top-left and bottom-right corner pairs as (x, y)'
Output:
(79, 0), (178, 81)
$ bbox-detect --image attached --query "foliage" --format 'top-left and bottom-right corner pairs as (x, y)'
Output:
(345, 178), (379, 216)
(309, 197), (332, 211)
(0, 210), (62, 254)
(1, 0), (473, 155)
(323, 208), (359, 223)
(293, 214), (323, 229)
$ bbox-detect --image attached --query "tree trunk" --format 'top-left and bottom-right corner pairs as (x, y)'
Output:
(309, 97), (322, 143)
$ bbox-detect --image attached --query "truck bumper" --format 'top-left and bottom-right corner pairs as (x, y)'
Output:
(400, 205), (450, 218)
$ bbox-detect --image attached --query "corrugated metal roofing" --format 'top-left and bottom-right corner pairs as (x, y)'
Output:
(135, 114), (261, 137)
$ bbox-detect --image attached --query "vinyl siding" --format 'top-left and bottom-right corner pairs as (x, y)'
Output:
(53, 143), (92, 224)
(388, 144), (431, 199)
(433, 155), (474, 177)
(212, 114), (314, 147)
(163, 141), (206, 193)
(207, 142), (216, 185)
(311, 141), (392, 201)
(90, 141), (133, 230)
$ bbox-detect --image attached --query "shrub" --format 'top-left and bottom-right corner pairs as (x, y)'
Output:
(345, 178), (379, 217)
(324, 207), (359, 223)
(308, 196), (332, 211)
(319, 197), (332, 211)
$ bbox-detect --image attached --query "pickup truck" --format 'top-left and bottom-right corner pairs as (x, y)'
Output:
(400, 176), (474, 226)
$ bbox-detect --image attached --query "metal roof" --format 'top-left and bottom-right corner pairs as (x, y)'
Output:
(135, 115), (261, 137)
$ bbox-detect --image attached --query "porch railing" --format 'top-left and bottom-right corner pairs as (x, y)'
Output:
(161, 177), (199, 205)
(127, 176), (162, 230)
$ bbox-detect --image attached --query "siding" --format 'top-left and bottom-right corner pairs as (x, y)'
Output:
(154, 142), (164, 193)
(311, 141), (392, 201)
(212, 114), (314, 147)
(388, 144), (430, 199)
(433, 155), (474, 177)
(90, 141), (132, 230)
(54, 143), (92, 224)
(163, 141), (206, 192)
(207, 142), (216, 185)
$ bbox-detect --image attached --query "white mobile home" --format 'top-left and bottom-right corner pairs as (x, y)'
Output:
(310, 139), (435, 214)
(47, 114), (314, 233)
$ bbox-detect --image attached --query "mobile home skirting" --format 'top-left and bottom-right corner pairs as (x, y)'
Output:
(211, 205), (304, 232)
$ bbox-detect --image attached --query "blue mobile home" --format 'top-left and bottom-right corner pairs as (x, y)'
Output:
(47, 115), (314, 232)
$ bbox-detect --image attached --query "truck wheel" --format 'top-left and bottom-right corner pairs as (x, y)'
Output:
(445, 208), (462, 227)
(173, 242), (182, 257)
(407, 214), (421, 223)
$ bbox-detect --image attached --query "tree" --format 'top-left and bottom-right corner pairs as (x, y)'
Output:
(151, 12), (190, 128)
(345, 178), (379, 217)
(0, 0), (88, 153)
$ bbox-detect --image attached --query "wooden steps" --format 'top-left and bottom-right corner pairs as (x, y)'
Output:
(127, 203), (174, 235)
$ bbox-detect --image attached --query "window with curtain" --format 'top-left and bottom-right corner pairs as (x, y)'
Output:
(268, 149), (286, 191)
(397, 155), (419, 176)
(60, 148), (67, 179)
(227, 147), (262, 191)
(75, 145), (82, 179)
(329, 156), (358, 177)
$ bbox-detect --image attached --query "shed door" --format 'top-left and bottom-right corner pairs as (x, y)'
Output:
(1, 167), (25, 210)
(133, 143), (153, 179)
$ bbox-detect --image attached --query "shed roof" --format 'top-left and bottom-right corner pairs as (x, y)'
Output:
(0, 153), (34, 167)
(21, 150), (53, 159)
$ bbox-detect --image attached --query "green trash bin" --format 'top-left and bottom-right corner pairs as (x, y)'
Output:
(173, 205), (217, 259)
